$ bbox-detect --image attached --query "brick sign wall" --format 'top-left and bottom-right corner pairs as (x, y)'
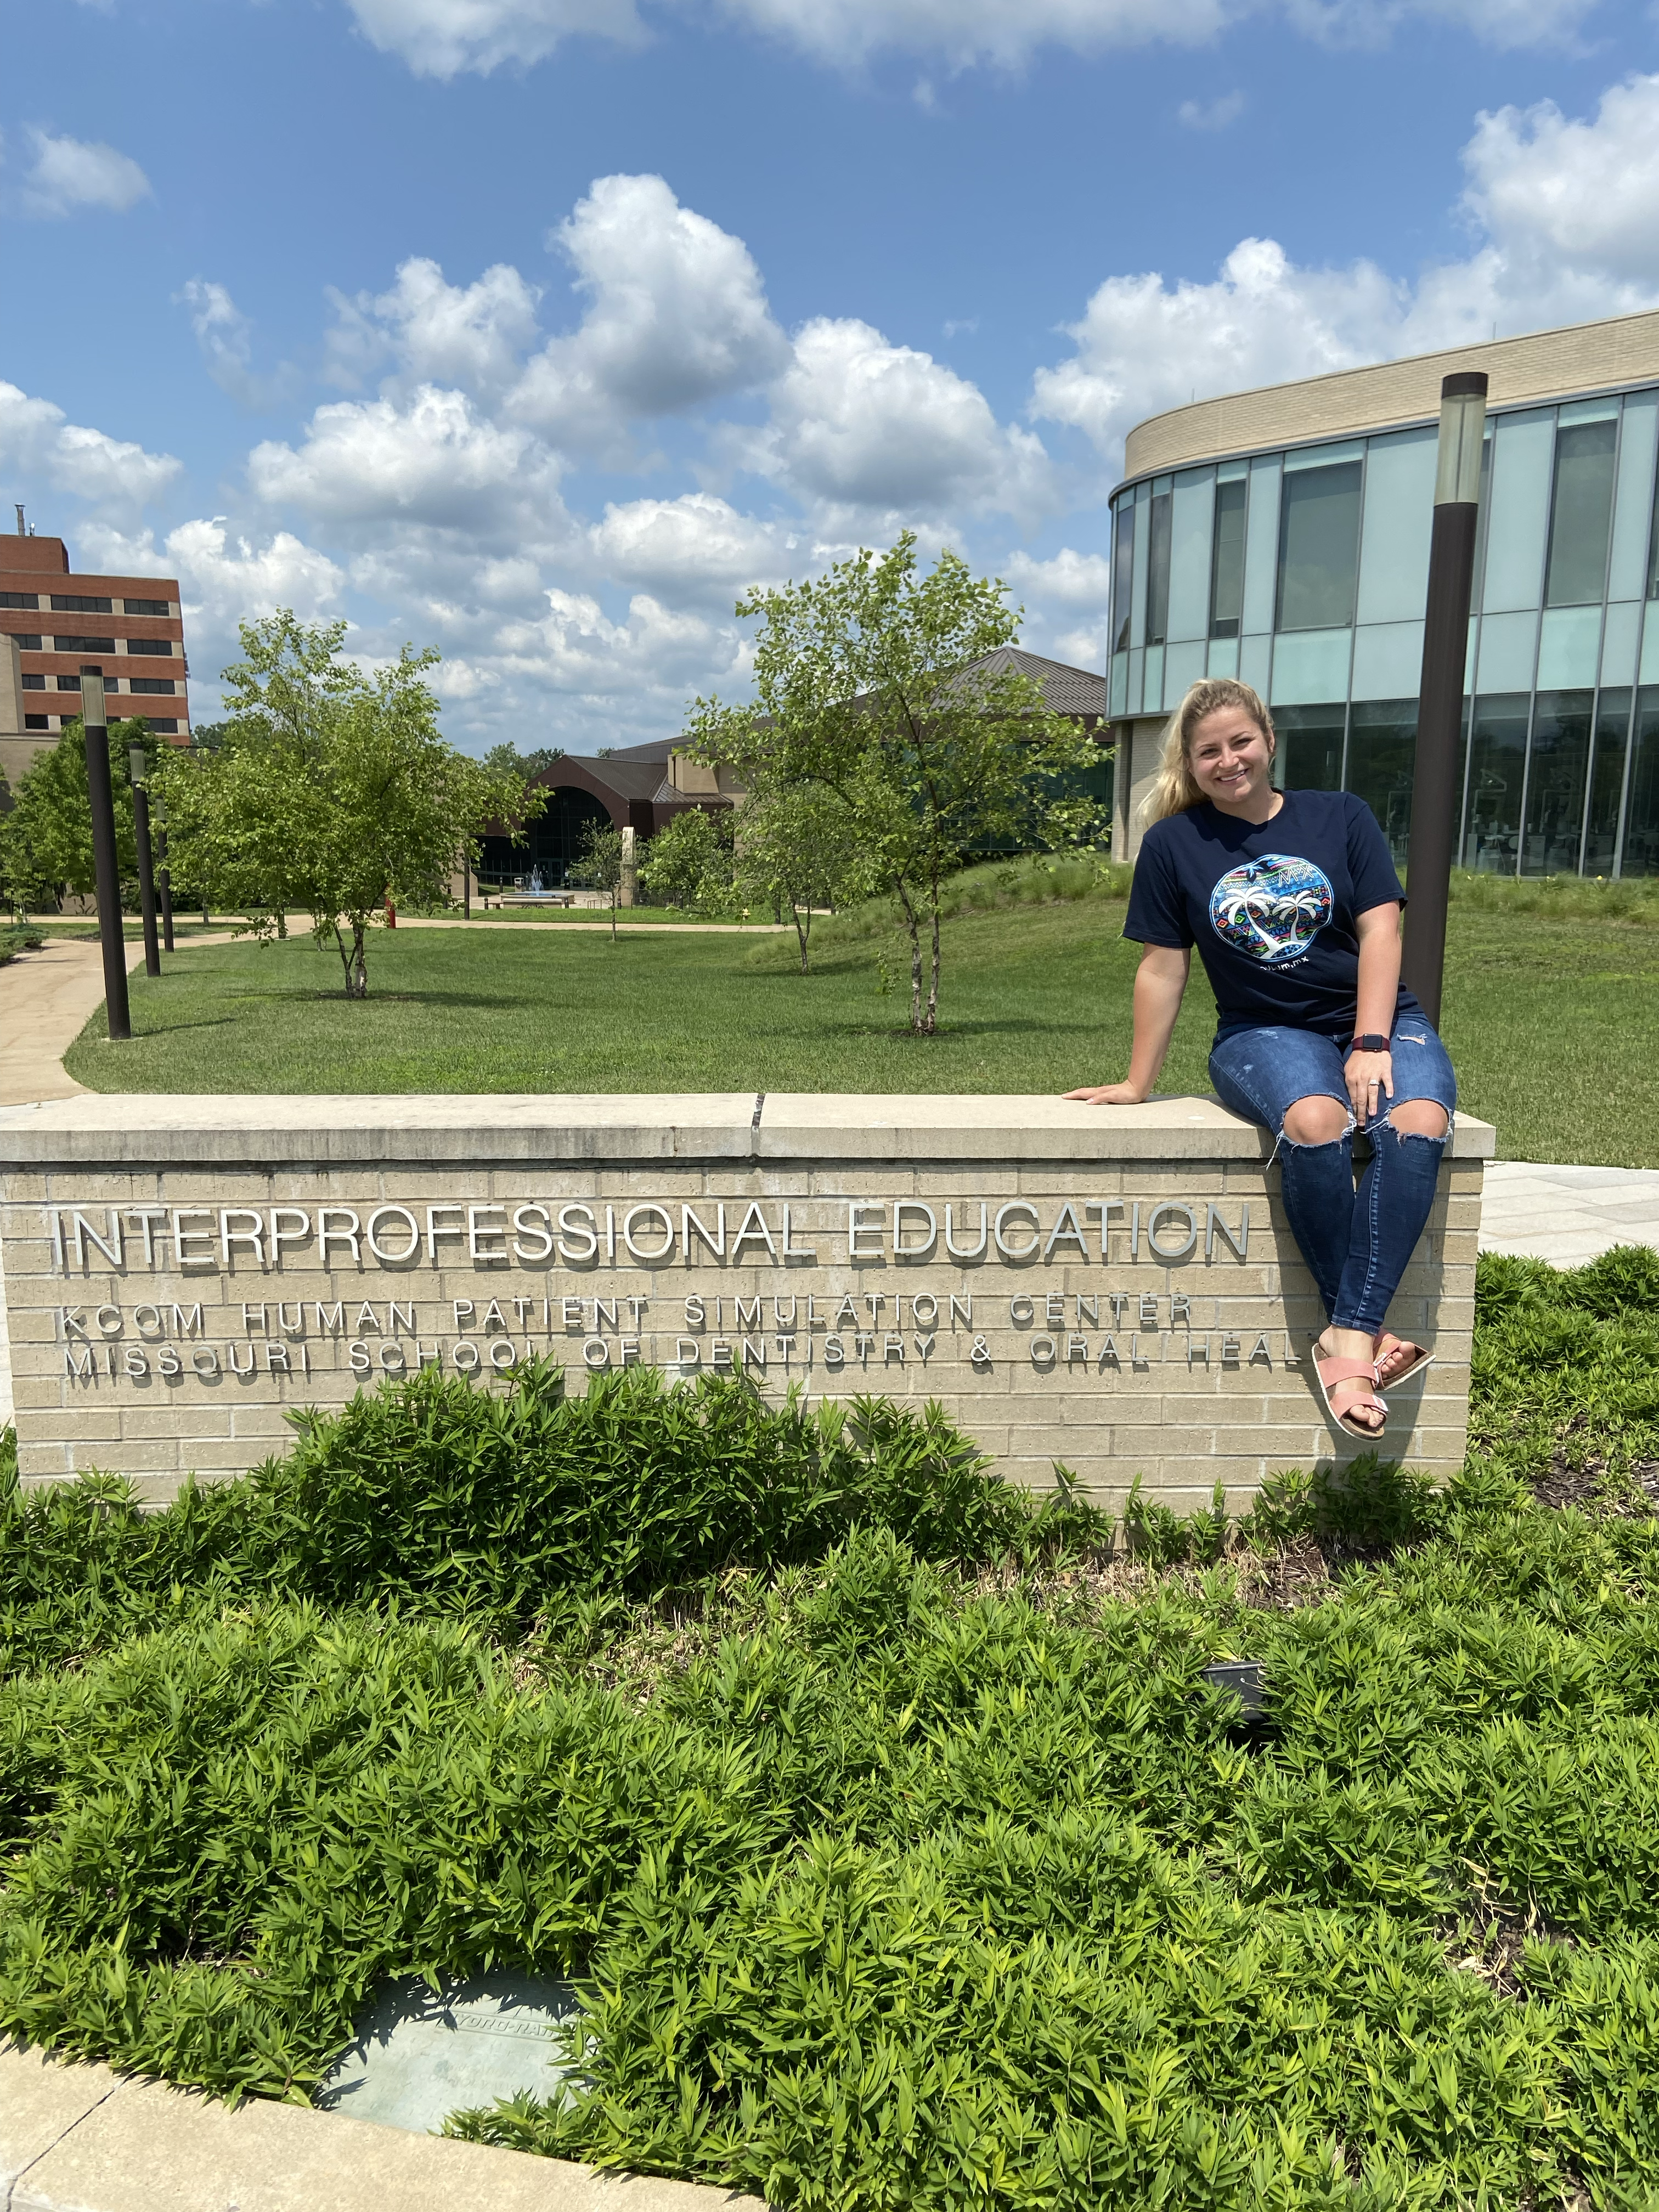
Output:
(0, 1094), (1491, 1508)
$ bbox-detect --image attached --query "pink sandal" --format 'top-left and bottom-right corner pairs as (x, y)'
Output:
(1373, 1333), (1432, 1389)
(1313, 1350), (1390, 1439)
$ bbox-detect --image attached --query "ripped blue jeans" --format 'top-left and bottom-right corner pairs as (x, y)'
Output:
(1208, 1018), (1457, 1337)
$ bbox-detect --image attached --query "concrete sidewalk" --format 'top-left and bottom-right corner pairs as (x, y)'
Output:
(1, 2042), (751, 2212)
(1478, 1158), (1659, 1267)
(0, 936), (147, 1108)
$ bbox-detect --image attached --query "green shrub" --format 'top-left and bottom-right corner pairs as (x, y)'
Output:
(2, 1251), (1658, 2207)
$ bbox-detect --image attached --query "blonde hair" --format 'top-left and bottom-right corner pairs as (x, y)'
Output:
(1136, 678), (1276, 830)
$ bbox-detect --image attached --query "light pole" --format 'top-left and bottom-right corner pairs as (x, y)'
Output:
(1400, 370), (1488, 1028)
(128, 736), (162, 978)
(80, 667), (131, 1043)
(153, 791), (176, 952)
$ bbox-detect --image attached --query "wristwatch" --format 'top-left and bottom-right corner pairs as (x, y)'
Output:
(1346, 1034), (1389, 1054)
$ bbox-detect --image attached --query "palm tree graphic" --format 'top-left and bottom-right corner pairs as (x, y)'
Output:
(1212, 860), (1330, 961)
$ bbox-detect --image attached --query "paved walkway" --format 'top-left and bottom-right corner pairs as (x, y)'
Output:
(1479, 1158), (1659, 1267)
(0, 936), (147, 1108)
(1, 2040), (742, 2212)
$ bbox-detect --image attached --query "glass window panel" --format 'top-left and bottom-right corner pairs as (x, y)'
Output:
(1111, 500), (1135, 654)
(1584, 687), (1632, 874)
(1609, 393), (1657, 601)
(1544, 419), (1617, 606)
(1535, 605), (1601, 690)
(1130, 481), (1150, 650)
(1282, 439), (1364, 471)
(1144, 644), (1166, 713)
(1521, 690), (1593, 876)
(1239, 633), (1272, 698)
(1470, 434), (1493, 610)
(1274, 703), (1346, 792)
(1355, 427), (1436, 626)
(1620, 687), (1659, 877)
(1166, 472), (1213, 642)
(1146, 490), (1173, 645)
(1269, 628), (1352, 705)
(1217, 458), (1248, 482)
(1207, 636), (1240, 679)
(1209, 476), (1246, 638)
(1559, 397), (1621, 425)
(1475, 609), (1538, 694)
(1276, 461), (1361, 630)
(1242, 457), (1280, 636)
(1351, 620), (1423, 701)
(1127, 647), (1144, 714)
(1600, 601), (1641, 687)
(1109, 652), (1128, 716)
(1482, 409), (1554, 614)
(1462, 693), (1530, 872)
(1163, 639), (1206, 703)
(1346, 698), (1417, 868)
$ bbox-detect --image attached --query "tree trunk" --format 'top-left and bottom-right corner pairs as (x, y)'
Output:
(610, 889), (618, 944)
(276, 910), (288, 940)
(793, 900), (811, 973)
(924, 871), (942, 1035)
(894, 877), (923, 1031)
(335, 922), (369, 998)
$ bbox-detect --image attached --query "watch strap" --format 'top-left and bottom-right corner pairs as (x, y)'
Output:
(1347, 1032), (1390, 1054)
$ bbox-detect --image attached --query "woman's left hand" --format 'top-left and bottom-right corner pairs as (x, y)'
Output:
(1345, 1047), (1393, 1124)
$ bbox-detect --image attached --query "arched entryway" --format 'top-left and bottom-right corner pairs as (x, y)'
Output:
(477, 785), (615, 889)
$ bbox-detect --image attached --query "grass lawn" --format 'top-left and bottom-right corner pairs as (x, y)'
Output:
(2, 1246), (1658, 2208)
(61, 865), (1659, 1166)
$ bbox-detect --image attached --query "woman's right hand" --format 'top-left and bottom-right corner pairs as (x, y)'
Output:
(1063, 1082), (1148, 1105)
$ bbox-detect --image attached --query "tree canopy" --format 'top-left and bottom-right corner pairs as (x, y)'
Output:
(0, 717), (155, 913)
(153, 612), (537, 996)
(685, 535), (1105, 1031)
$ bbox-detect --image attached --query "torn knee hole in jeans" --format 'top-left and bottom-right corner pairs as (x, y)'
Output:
(1272, 1111), (1355, 1162)
(1378, 1107), (1449, 1145)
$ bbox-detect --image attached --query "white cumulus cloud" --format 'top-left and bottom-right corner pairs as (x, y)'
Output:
(343, 0), (644, 76)
(249, 385), (565, 538)
(759, 316), (1056, 524)
(17, 129), (151, 217)
(588, 493), (788, 597)
(341, 0), (1594, 75)
(0, 381), (180, 507)
(508, 174), (789, 452)
(325, 257), (543, 399)
(1032, 72), (1659, 467)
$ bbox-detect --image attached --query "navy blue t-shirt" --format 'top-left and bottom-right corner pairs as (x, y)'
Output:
(1122, 791), (1417, 1038)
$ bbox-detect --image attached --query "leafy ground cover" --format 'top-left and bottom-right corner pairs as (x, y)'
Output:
(2, 1248), (1659, 2208)
(60, 860), (1659, 1166)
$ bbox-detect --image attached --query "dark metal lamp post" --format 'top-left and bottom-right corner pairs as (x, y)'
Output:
(1400, 370), (1488, 1028)
(80, 667), (132, 1043)
(154, 791), (176, 952)
(128, 737), (162, 978)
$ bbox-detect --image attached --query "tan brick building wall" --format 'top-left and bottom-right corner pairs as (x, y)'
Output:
(1123, 306), (1659, 480)
(0, 1094), (1491, 1512)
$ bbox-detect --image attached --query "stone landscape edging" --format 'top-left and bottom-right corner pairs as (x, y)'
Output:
(0, 2042), (759, 2212)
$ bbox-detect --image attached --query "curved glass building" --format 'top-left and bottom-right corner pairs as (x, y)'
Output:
(1108, 309), (1659, 875)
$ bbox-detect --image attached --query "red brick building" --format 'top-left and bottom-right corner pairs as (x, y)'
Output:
(0, 521), (190, 776)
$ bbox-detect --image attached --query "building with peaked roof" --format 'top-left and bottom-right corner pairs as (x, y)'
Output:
(0, 519), (190, 792)
(1107, 306), (1659, 876)
(474, 646), (1111, 890)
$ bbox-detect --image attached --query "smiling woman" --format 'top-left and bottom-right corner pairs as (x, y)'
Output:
(1067, 678), (1459, 1442)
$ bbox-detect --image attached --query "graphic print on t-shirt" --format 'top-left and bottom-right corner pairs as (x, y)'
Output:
(1207, 853), (1335, 966)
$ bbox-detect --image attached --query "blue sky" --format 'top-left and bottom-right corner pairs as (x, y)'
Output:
(4, 0), (1658, 749)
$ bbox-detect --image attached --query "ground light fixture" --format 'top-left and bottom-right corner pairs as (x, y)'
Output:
(80, 665), (132, 1043)
(1401, 371), (1489, 1026)
(127, 736), (162, 978)
(1201, 1658), (1267, 1720)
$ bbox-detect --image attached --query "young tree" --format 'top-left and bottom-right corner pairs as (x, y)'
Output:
(636, 805), (735, 913)
(152, 612), (533, 998)
(568, 816), (627, 943)
(0, 716), (152, 913)
(686, 535), (1105, 1032)
(732, 783), (865, 972)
